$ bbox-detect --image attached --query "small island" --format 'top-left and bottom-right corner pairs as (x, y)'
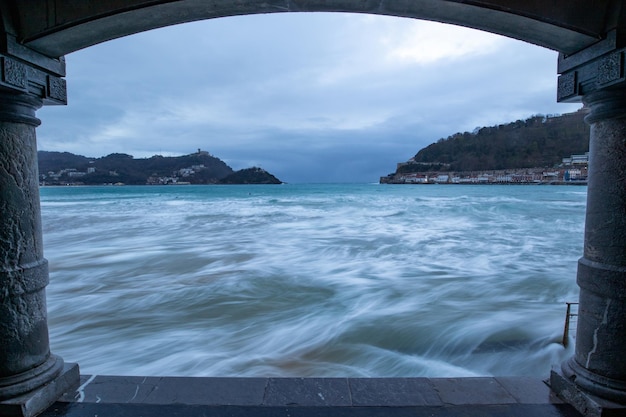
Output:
(38, 148), (282, 186)
(218, 167), (282, 184)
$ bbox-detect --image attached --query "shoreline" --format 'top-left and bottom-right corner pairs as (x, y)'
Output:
(379, 181), (588, 186)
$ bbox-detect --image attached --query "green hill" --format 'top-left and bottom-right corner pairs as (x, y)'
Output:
(38, 150), (281, 185)
(396, 109), (589, 174)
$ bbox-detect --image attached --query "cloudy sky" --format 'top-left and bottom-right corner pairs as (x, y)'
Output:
(37, 12), (582, 183)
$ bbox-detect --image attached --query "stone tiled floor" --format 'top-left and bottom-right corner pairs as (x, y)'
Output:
(37, 375), (582, 416)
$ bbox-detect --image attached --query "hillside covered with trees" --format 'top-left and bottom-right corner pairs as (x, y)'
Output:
(396, 109), (589, 174)
(38, 149), (282, 185)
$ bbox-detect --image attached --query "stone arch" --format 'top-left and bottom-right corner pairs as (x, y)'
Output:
(14, 0), (610, 59)
(2, 2), (626, 416)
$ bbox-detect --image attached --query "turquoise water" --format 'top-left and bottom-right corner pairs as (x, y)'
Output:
(40, 183), (586, 378)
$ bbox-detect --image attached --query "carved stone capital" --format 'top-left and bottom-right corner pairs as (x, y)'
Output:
(0, 54), (66, 105)
(557, 30), (626, 103)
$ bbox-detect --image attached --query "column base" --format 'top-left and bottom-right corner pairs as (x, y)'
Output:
(0, 363), (79, 417)
(550, 366), (626, 417)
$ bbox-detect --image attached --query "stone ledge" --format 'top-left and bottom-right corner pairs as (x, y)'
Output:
(38, 375), (582, 417)
(41, 402), (583, 417)
(56, 375), (563, 407)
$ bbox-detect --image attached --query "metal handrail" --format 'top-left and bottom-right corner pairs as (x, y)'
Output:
(562, 302), (579, 347)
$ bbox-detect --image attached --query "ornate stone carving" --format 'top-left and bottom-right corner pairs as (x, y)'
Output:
(597, 51), (623, 86)
(1, 57), (27, 90)
(0, 55), (67, 105)
(47, 76), (67, 103)
(557, 31), (626, 103)
(557, 72), (577, 102)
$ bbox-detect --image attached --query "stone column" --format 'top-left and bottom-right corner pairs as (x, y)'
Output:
(559, 87), (626, 403)
(0, 90), (78, 415)
(550, 34), (626, 414)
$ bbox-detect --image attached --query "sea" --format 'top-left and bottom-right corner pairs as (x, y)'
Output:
(40, 183), (586, 379)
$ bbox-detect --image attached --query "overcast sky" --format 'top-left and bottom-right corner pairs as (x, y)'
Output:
(37, 12), (582, 183)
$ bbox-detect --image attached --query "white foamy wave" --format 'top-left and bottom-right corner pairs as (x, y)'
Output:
(42, 184), (585, 378)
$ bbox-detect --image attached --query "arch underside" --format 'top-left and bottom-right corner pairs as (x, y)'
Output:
(11, 0), (614, 58)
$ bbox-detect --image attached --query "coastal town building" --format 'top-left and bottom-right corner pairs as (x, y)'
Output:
(381, 152), (589, 185)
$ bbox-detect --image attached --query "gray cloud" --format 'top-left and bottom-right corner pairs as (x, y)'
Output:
(37, 13), (582, 183)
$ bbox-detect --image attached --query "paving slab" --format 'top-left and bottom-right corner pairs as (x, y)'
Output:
(58, 375), (162, 404)
(430, 377), (517, 405)
(496, 377), (563, 404)
(142, 376), (267, 405)
(264, 378), (352, 406)
(349, 378), (442, 406)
